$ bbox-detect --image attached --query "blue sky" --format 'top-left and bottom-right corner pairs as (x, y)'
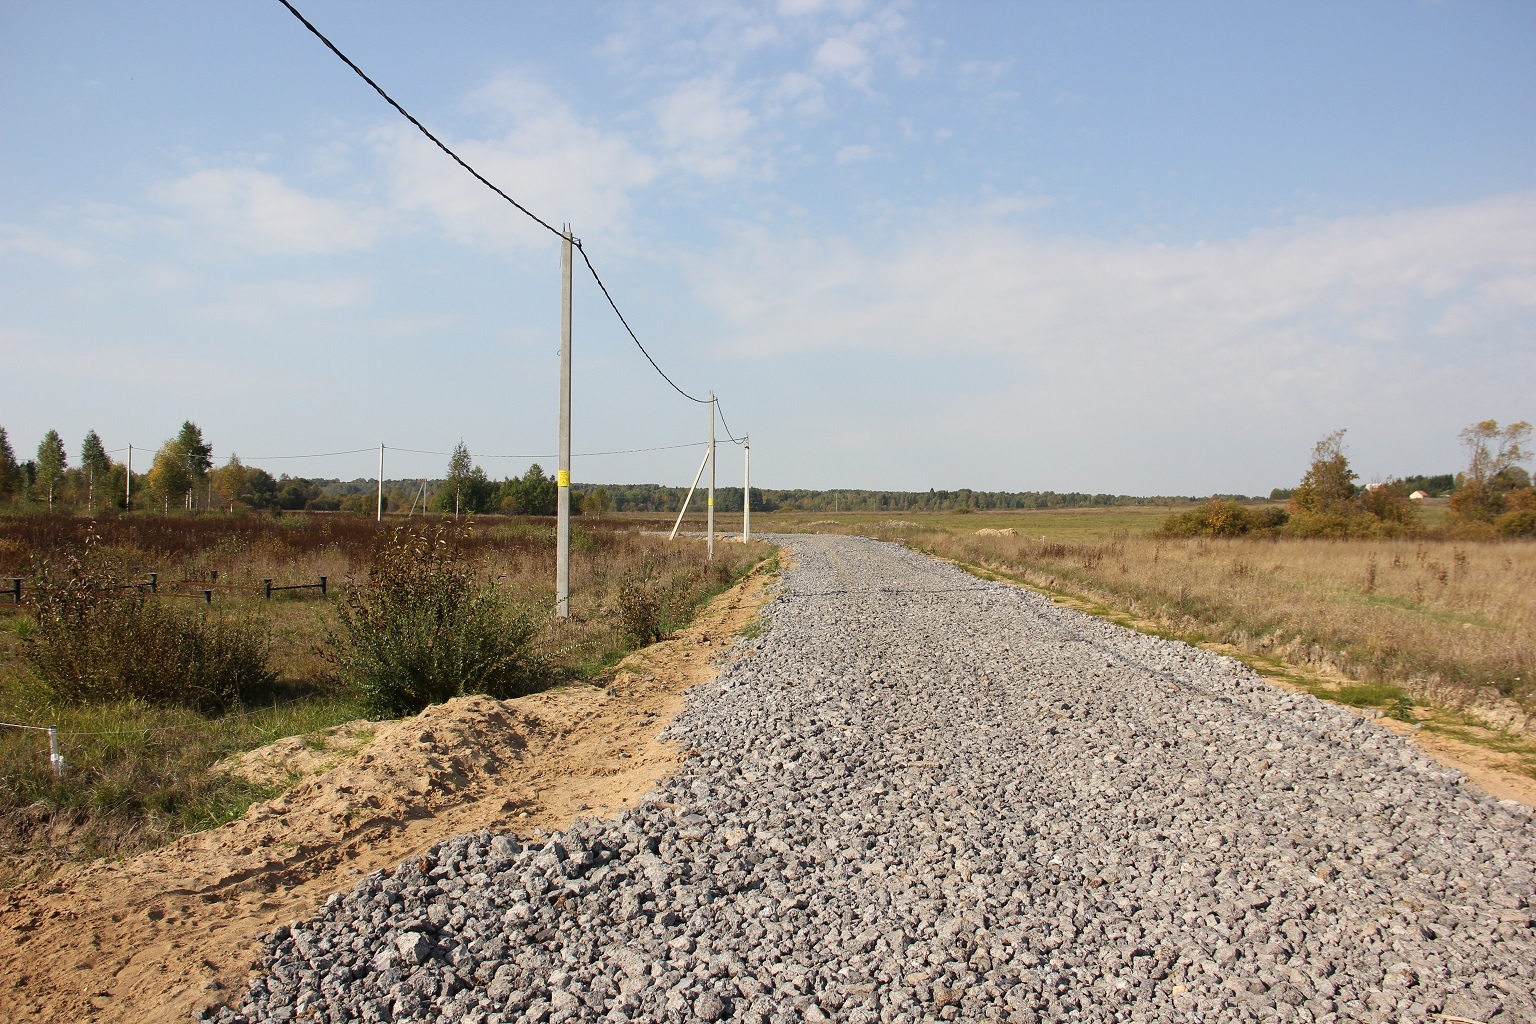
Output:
(3, 0), (1533, 494)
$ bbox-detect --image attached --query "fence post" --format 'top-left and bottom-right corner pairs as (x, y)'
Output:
(210, 570), (218, 584)
(48, 727), (63, 778)
(263, 579), (272, 600)
(149, 572), (158, 593)
(319, 575), (328, 597)
(202, 589), (213, 605)
(8, 578), (19, 605)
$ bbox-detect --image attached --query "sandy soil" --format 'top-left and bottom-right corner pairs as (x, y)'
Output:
(0, 560), (778, 1024)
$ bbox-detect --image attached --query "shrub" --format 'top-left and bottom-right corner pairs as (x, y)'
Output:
(1159, 500), (1287, 537)
(616, 563), (664, 646)
(327, 524), (545, 716)
(25, 540), (273, 712)
(1496, 509), (1536, 538)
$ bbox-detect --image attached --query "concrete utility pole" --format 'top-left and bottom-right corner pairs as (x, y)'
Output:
(377, 444), (385, 522)
(125, 444), (132, 509)
(743, 434), (751, 543)
(707, 392), (716, 561)
(556, 227), (574, 618)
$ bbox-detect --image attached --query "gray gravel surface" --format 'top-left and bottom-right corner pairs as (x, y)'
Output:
(215, 535), (1535, 1024)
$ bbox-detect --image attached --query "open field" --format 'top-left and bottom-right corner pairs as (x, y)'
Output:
(0, 512), (771, 877)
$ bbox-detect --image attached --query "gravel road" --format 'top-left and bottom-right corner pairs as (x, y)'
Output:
(217, 536), (1535, 1024)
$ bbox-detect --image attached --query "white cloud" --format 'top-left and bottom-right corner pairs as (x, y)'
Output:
(378, 75), (655, 251)
(149, 169), (383, 255)
(767, 71), (828, 117)
(835, 143), (873, 165)
(688, 191), (1536, 453)
(655, 78), (758, 179)
(814, 36), (871, 85)
(0, 223), (96, 267)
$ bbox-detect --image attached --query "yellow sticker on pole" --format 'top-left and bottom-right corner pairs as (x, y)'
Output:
(707, 498), (714, 506)
(557, 470), (570, 488)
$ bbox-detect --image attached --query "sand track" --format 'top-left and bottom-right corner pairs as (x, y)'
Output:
(0, 560), (777, 1024)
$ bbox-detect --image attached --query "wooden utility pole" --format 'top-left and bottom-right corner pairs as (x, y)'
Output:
(743, 434), (751, 543)
(377, 444), (384, 522)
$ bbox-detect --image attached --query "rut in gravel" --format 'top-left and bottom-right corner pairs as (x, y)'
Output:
(218, 535), (1535, 1024)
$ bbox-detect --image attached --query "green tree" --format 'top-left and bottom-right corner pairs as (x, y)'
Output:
(440, 441), (473, 519)
(35, 430), (68, 507)
(582, 486), (613, 515)
(0, 426), (18, 501)
(80, 430), (111, 508)
(1289, 429), (1357, 518)
(177, 421), (213, 509)
(211, 455), (248, 510)
(147, 438), (193, 511)
(497, 464), (557, 516)
(1450, 419), (1533, 522)
(241, 467), (280, 508)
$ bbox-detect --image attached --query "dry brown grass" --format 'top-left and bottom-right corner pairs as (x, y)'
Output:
(903, 528), (1536, 715)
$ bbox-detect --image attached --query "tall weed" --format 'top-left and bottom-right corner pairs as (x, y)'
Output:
(25, 534), (273, 712)
(327, 524), (545, 716)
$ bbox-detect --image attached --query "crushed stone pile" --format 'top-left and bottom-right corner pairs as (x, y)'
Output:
(216, 535), (1536, 1024)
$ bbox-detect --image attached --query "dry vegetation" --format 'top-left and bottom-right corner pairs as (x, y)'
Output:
(0, 512), (770, 878)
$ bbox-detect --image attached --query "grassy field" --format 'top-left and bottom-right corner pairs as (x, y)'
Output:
(0, 512), (771, 876)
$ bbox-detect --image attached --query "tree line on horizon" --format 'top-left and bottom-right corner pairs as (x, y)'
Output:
(1, 421), (1528, 530)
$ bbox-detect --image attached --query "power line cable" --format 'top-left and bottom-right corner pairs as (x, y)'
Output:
(242, 447), (376, 460)
(573, 244), (709, 405)
(275, 0), (562, 241)
(714, 398), (744, 444)
(276, 0), (712, 407)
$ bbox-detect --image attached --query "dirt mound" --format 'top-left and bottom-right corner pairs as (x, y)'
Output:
(214, 719), (378, 787)
(975, 527), (1018, 537)
(0, 560), (778, 1024)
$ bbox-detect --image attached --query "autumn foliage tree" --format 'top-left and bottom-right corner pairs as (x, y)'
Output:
(1449, 419), (1532, 523)
(1284, 429), (1417, 537)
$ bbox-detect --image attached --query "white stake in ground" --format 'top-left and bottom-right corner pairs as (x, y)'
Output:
(556, 227), (574, 619)
(707, 392), (716, 561)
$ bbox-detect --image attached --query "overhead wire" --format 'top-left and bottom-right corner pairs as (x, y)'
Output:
(275, 0), (562, 241)
(714, 398), (745, 444)
(276, 0), (717, 410)
(85, 441), (713, 464)
(241, 447), (376, 460)
(572, 244), (710, 405)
